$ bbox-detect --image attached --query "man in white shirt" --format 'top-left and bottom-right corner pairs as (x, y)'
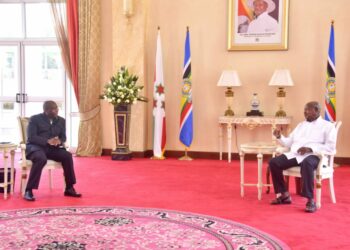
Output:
(246, 0), (278, 34)
(269, 101), (336, 213)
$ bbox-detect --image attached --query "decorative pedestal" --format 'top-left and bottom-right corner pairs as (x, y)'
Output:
(112, 104), (132, 160)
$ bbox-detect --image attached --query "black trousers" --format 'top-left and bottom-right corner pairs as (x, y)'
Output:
(269, 154), (320, 199)
(26, 147), (76, 190)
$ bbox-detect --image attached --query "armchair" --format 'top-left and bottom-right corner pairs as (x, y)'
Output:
(281, 121), (342, 209)
(17, 116), (64, 195)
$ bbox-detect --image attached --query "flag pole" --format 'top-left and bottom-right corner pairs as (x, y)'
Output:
(179, 147), (193, 161)
(151, 25), (167, 160)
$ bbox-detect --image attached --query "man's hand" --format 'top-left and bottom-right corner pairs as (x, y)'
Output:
(273, 129), (281, 139)
(47, 136), (61, 146)
(297, 147), (313, 155)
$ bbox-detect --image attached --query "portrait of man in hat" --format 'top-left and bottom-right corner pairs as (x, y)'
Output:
(238, 0), (279, 34)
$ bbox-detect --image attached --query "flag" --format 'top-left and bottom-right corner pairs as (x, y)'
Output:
(238, 0), (254, 21)
(152, 28), (166, 158)
(325, 21), (336, 122)
(179, 27), (193, 147)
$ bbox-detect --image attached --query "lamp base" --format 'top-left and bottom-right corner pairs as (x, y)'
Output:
(275, 110), (286, 117)
(224, 109), (234, 116)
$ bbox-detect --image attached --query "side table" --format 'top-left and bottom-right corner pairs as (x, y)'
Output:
(0, 143), (17, 200)
(239, 142), (276, 200)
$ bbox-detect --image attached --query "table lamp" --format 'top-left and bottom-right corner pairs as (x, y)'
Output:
(217, 70), (242, 116)
(268, 69), (294, 117)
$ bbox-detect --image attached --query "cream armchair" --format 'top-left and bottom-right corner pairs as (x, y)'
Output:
(17, 116), (64, 195)
(279, 121), (342, 209)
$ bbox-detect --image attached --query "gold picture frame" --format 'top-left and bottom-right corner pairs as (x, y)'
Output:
(227, 0), (289, 51)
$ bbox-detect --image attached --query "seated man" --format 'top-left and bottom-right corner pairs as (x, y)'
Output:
(24, 100), (82, 201)
(269, 101), (336, 213)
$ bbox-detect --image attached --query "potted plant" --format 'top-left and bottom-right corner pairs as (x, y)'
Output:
(100, 66), (147, 160)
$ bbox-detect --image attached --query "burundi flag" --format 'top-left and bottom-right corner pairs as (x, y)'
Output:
(325, 21), (336, 122)
(179, 27), (193, 147)
(153, 28), (166, 158)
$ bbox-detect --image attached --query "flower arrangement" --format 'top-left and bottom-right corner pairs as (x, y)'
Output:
(100, 66), (147, 105)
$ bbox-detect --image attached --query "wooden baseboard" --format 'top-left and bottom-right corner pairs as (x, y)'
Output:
(101, 149), (350, 164)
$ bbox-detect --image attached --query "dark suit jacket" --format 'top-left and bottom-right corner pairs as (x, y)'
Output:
(26, 113), (67, 157)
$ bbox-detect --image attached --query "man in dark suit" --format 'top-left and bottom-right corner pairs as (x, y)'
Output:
(24, 100), (81, 201)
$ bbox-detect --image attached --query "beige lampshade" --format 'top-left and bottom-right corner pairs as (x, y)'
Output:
(217, 70), (242, 87)
(268, 69), (294, 86)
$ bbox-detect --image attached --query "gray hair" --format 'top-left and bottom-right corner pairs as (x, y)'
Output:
(305, 101), (321, 113)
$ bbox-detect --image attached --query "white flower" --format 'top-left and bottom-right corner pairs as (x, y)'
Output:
(117, 99), (121, 103)
(126, 99), (129, 103)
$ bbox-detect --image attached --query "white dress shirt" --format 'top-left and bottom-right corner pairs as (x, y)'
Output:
(278, 116), (336, 163)
(247, 12), (278, 34)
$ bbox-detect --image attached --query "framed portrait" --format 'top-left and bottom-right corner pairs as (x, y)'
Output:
(227, 0), (289, 51)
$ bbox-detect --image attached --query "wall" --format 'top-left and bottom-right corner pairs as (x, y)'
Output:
(101, 0), (349, 157)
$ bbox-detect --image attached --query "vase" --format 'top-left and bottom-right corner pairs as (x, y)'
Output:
(111, 104), (132, 160)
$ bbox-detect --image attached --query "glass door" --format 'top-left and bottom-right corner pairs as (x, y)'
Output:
(0, 1), (69, 145)
(23, 44), (66, 117)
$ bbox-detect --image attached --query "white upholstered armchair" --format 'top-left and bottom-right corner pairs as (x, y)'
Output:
(17, 116), (64, 195)
(280, 121), (342, 209)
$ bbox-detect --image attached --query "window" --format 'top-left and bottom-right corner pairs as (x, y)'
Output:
(0, 0), (78, 147)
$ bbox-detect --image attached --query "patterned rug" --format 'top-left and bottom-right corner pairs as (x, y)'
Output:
(0, 206), (289, 249)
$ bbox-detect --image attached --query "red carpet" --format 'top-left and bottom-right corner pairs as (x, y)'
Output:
(1, 156), (350, 249)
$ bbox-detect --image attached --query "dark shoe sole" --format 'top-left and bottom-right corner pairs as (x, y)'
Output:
(64, 192), (82, 198)
(23, 196), (35, 201)
(270, 196), (292, 205)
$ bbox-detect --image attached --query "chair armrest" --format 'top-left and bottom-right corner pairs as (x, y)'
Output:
(313, 151), (335, 175)
(19, 143), (28, 166)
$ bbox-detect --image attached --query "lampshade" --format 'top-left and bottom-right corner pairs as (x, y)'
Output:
(268, 69), (294, 86)
(217, 70), (242, 87)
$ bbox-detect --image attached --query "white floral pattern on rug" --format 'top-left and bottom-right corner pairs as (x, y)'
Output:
(0, 207), (289, 250)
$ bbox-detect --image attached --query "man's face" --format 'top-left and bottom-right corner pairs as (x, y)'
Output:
(304, 105), (319, 122)
(253, 0), (268, 16)
(45, 104), (58, 119)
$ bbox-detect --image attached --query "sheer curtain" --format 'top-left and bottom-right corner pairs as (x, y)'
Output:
(49, 0), (102, 156)
(49, 0), (79, 103)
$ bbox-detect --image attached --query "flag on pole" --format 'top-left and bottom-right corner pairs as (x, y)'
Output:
(325, 21), (336, 122)
(152, 28), (166, 158)
(238, 0), (254, 21)
(179, 27), (193, 147)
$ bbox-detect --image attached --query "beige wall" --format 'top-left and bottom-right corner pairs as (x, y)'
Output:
(101, 0), (349, 157)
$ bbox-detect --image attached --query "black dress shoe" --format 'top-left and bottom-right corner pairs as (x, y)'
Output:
(305, 200), (317, 213)
(270, 195), (292, 205)
(64, 187), (82, 198)
(23, 190), (35, 201)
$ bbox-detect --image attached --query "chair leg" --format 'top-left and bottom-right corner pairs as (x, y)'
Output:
(329, 177), (336, 203)
(21, 176), (26, 196)
(295, 177), (302, 195)
(266, 165), (270, 194)
(316, 178), (322, 209)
